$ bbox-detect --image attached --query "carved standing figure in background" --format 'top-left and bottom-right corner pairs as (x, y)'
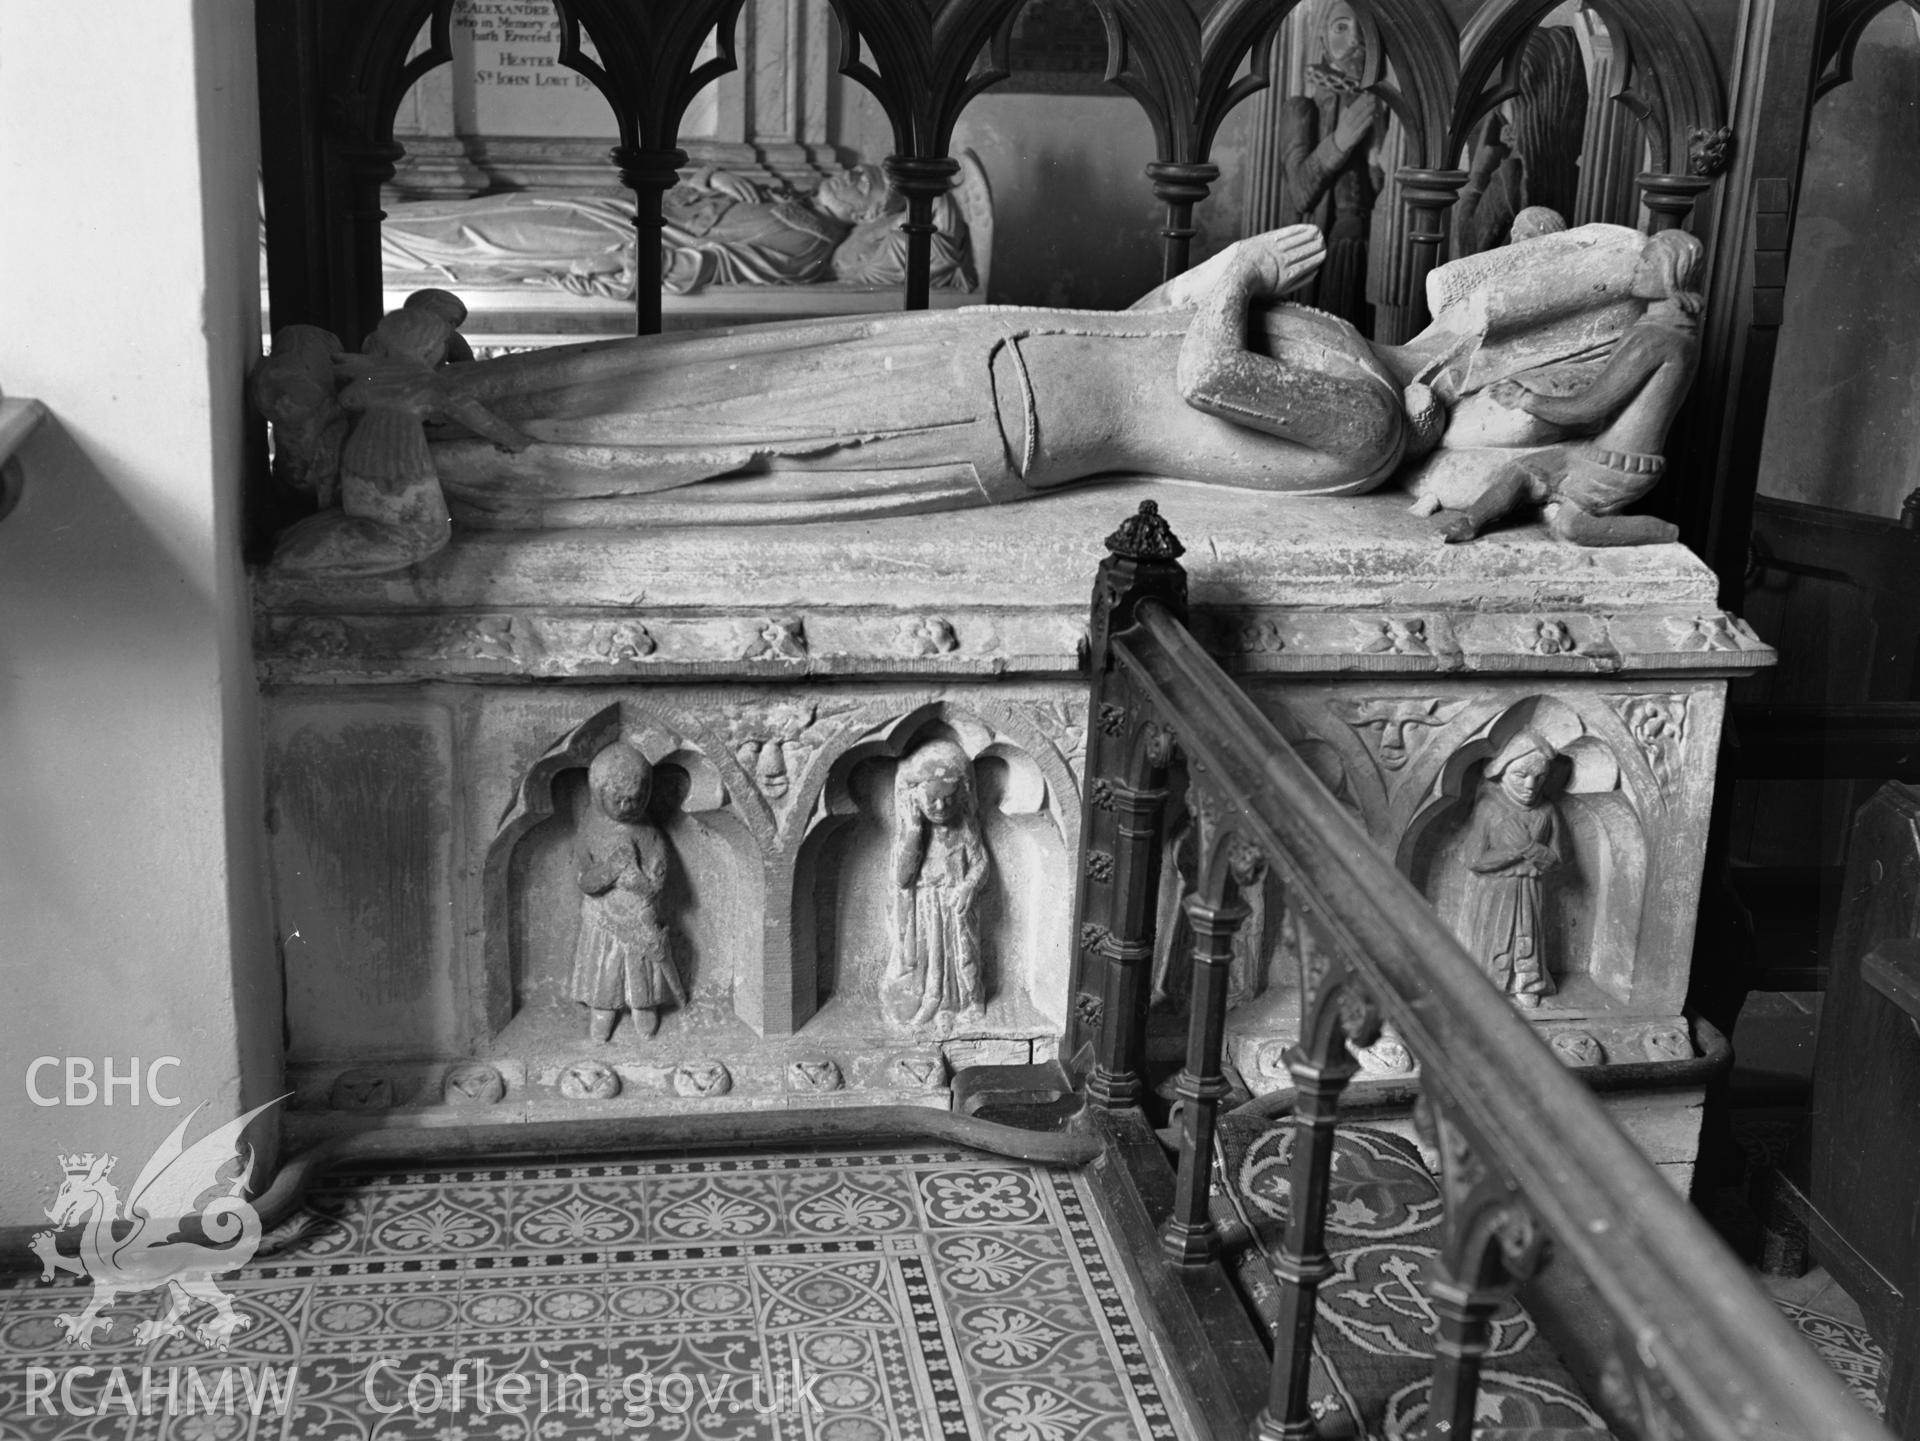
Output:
(265, 292), (532, 575)
(1451, 28), (1589, 259)
(883, 740), (991, 1028)
(1278, 0), (1383, 330)
(571, 745), (683, 1042)
(1460, 731), (1562, 1009)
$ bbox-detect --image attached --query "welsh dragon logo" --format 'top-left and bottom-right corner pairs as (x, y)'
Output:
(31, 1098), (284, 1351)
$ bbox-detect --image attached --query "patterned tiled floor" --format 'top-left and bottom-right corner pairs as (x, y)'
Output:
(1214, 1120), (1608, 1438)
(0, 1149), (1184, 1440)
(1220, 1115), (1890, 1436)
(1763, 1280), (1886, 1419)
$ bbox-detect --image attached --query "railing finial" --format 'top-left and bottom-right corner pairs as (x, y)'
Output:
(1105, 499), (1186, 561)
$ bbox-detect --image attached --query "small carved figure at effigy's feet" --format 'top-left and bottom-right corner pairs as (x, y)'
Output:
(253, 290), (530, 576)
(882, 740), (991, 1030)
(1407, 228), (1704, 548)
(570, 744), (683, 1043)
(1459, 731), (1563, 1009)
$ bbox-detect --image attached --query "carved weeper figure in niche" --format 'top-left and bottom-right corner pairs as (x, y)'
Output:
(882, 740), (991, 1028)
(571, 745), (684, 1042)
(1460, 730), (1563, 1009)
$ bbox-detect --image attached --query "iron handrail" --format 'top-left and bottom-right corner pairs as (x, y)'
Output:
(1110, 596), (1882, 1441)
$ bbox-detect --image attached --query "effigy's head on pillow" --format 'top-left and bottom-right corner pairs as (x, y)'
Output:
(813, 164), (899, 225)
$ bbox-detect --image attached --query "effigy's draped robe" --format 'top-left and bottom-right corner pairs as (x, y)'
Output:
(413, 223), (1656, 531)
(426, 303), (1408, 528)
(380, 193), (638, 292)
(660, 193), (849, 293)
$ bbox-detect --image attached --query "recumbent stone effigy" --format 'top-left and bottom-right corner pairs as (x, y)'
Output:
(252, 220), (1768, 1194)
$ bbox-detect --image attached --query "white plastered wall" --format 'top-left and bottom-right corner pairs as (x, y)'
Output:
(0, 1), (281, 1223)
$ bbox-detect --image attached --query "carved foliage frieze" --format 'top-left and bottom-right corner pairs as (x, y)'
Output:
(258, 604), (1769, 681)
(1608, 694), (1689, 802)
(1667, 613), (1763, 653)
(1010, 697), (1088, 780)
(896, 616), (960, 656)
(590, 620), (656, 661)
(1526, 618), (1580, 657)
(1214, 615), (1288, 655)
(740, 616), (807, 661)
(1357, 617), (1432, 657)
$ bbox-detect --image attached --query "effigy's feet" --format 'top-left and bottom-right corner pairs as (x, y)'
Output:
(272, 512), (446, 576)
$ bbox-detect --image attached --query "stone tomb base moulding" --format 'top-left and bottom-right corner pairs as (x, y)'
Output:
(255, 482), (1771, 1175)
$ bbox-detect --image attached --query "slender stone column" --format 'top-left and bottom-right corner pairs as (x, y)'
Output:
(1395, 167), (1467, 331)
(1573, 16), (1643, 227)
(614, 145), (690, 334)
(341, 140), (405, 346)
(1640, 172), (1713, 233)
(1146, 161), (1221, 280)
(883, 155), (963, 310)
(1242, 18), (1308, 235)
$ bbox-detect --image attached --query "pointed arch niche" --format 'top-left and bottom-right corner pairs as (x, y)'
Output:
(1398, 696), (1650, 1013)
(480, 701), (759, 1052)
(793, 702), (1075, 1041)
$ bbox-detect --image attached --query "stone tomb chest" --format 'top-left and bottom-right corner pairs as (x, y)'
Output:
(255, 482), (1770, 1176)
